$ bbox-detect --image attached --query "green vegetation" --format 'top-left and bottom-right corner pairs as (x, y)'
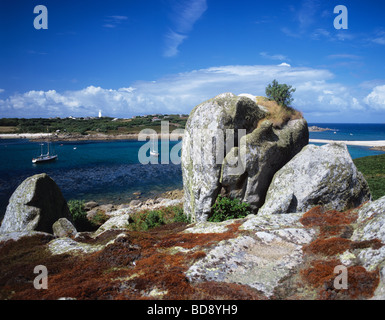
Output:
(129, 204), (190, 231)
(68, 200), (91, 231)
(0, 114), (188, 135)
(209, 195), (251, 222)
(67, 200), (108, 231)
(265, 79), (296, 108)
(354, 153), (385, 200)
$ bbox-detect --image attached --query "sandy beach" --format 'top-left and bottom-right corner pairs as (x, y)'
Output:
(0, 133), (53, 139)
(309, 139), (385, 151)
(309, 139), (385, 147)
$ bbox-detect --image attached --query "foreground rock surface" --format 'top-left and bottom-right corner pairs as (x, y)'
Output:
(182, 92), (308, 222)
(0, 173), (71, 234)
(186, 213), (314, 297)
(1, 193), (384, 300)
(259, 143), (371, 215)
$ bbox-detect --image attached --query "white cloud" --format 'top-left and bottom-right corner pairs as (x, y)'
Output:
(0, 89), (4, 93)
(370, 30), (385, 45)
(364, 85), (385, 110)
(260, 52), (289, 61)
(0, 64), (381, 121)
(163, 30), (188, 58)
(163, 0), (207, 57)
(297, 0), (320, 30)
(327, 54), (362, 60)
(103, 15), (128, 28)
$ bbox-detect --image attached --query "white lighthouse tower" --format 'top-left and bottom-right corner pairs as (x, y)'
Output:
(98, 110), (102, 118)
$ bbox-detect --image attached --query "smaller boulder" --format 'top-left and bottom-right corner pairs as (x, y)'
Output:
(0, 173), (71, 234)
(129, 199), (142, 207)
(52, 218), (77, 238)
(83, 201), (99, 211)
(94, 214), (130, 235)
(258, 143), (371, 215)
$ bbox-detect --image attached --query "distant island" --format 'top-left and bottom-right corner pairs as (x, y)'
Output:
(308, 125), (336, 132)
(0, 114), (189, 138)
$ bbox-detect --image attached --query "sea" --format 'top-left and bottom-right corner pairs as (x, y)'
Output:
(0, 123), (385, 219)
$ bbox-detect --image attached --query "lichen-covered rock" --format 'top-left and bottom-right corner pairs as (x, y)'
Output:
(350, 196), (385, 299)
(52, 218), (77, 238)
(258, 143), (371, 215)
(221, 118), (308, 213)
(182, 93), (267, 222)
(186, 213), (316, 297)
(0, 230), (54, 245)
(0, 173), (71, 234)
(94, 214), (130, 235)
(352, 195), (385, 243)
(181, 92), (308, 222)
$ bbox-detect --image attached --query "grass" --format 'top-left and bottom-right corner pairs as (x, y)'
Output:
(0, 126), (18, 133)
(354, 153), (385, 200)
(67, 199), (108, 231)
(256, 97), (304, 129)
(128, 204), (190, 231)
(209, 196), (251, 222)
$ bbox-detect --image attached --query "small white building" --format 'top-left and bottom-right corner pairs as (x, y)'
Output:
(98, 110), (102, 118)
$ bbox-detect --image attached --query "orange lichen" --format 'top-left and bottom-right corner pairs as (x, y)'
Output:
(1, 220), (245, 300)
(303, 237), (352, 256)
(191, 281), (267, 300)
(301, 259), (380, 300)
(299, 206), (383, 300)
(300, 206), (358, 237)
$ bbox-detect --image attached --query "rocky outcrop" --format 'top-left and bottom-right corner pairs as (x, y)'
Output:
(351, 196), (385, 299)
(258, 143), (371, 215)
(186, 213), (315, 297)
(182, 92), (308, 222)
(0, 173), (71, 234)
(1, 188), (385, 300)
(52, 218), (77, 238)
(221, 118), (308, 213)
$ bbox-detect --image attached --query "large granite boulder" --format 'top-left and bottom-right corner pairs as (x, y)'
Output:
(258, 143), (371, 215)
(0, 173), (71, 234)
(181, 92), (308, 222)
(221, 117), (308, 213)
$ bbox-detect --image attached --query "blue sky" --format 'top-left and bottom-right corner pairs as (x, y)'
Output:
(1, 0), (385, 122)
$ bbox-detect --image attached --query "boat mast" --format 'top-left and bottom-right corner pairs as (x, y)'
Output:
(46, 126), (50, 156)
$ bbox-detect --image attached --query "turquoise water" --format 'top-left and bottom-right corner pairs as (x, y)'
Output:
(308, 123), (385, 159)
(0, 123), (384, 219)
(0, 139), (183, 218)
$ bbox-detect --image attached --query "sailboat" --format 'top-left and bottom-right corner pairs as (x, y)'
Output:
(150, 134), (159, 157)
(32, 137), (58, 164)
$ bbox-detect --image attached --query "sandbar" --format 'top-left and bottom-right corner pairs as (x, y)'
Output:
(309, 139), (385, 147)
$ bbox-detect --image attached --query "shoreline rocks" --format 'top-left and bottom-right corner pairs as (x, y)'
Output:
(0, 173), (71, 234)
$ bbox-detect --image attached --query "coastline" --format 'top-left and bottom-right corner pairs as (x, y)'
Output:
(309, 138), (385, 148)
(0, 132), (183, 142)
(2, 133), (385, 148)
